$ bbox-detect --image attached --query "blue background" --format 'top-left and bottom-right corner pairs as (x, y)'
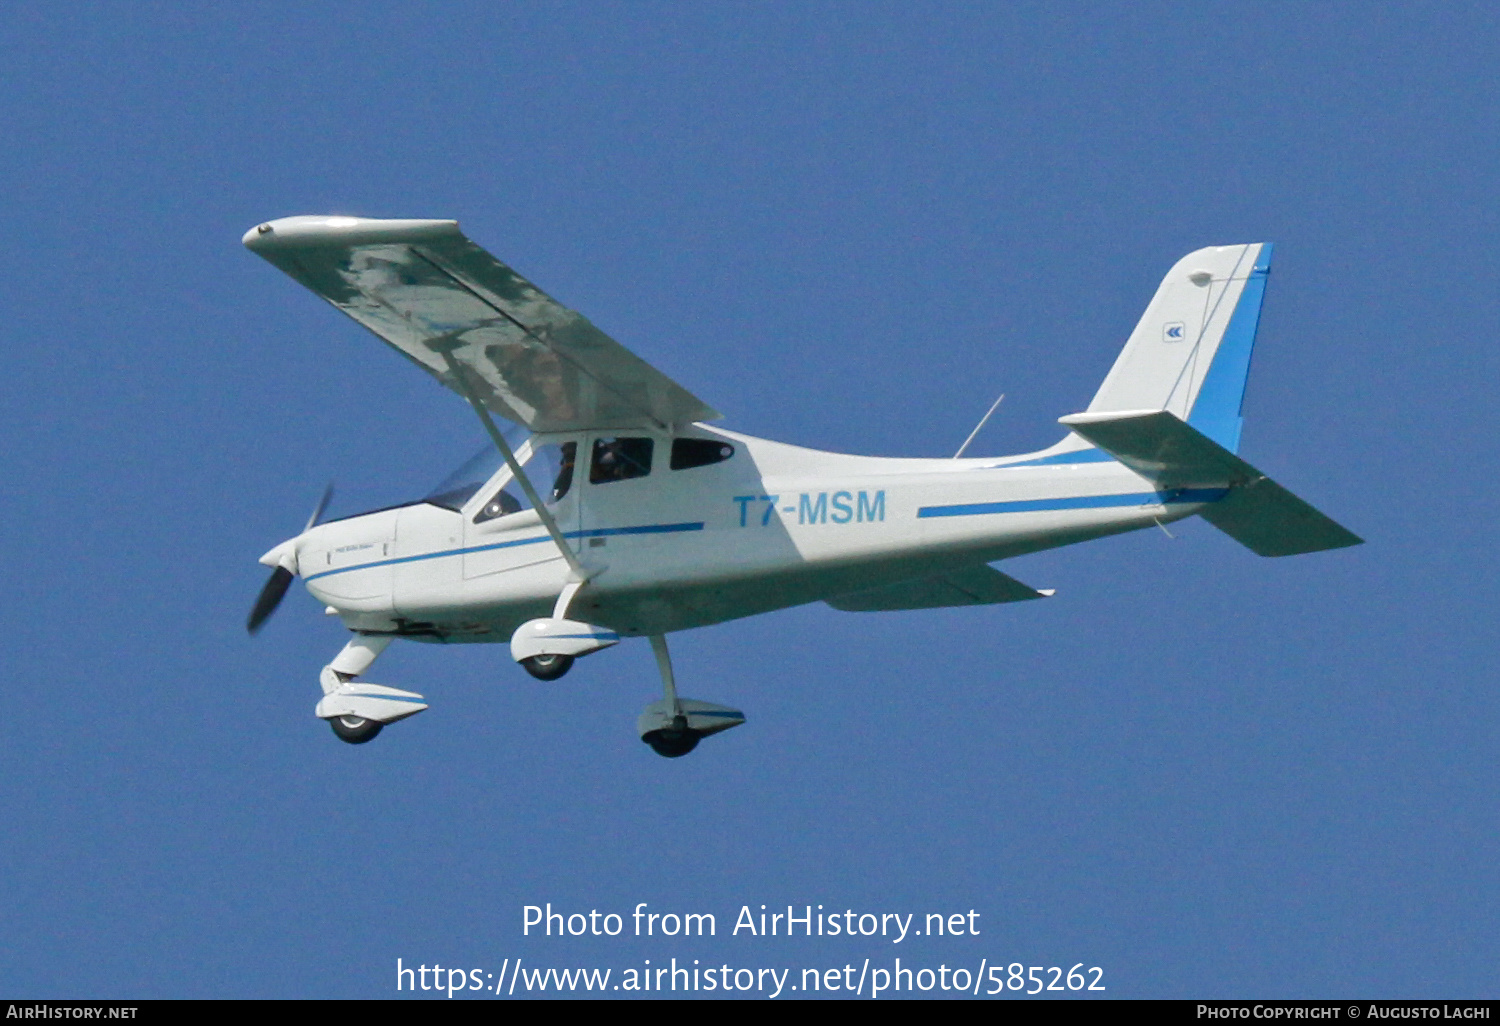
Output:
(0, 1), (1495, 998)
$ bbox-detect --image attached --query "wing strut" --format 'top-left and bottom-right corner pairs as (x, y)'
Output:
(442, 352), (587, 581)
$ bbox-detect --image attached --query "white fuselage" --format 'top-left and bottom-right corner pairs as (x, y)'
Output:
(294, 426), (1205, 641)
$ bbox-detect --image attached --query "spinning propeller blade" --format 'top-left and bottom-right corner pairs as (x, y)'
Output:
(247, 567), (294, 634)
(246, 485), (334, 635)
(304, 483), (334, 533)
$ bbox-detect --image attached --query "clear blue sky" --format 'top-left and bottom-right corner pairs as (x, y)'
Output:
(1, 1), (1495, 998)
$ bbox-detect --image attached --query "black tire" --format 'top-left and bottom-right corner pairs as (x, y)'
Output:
(521, 653), (575, 681)
(329, 715), (383, 745)
(642, 719), (700, 758)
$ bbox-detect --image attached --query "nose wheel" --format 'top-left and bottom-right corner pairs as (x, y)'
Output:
(313, 636), (427, 745)
(329, 715), (383, 745)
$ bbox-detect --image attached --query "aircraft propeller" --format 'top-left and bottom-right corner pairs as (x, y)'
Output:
(247, 484), (333, 635)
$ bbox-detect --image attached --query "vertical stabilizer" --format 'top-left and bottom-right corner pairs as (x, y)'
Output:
(1086, 243), (1272, 453)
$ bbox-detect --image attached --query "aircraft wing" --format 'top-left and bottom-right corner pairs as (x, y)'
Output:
(244, 216), (720, 432)
(826, 565), (1052, 612)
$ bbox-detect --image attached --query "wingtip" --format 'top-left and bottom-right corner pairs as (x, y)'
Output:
(243, 215), (461, 251)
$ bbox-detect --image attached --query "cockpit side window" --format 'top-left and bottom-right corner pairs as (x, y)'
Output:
(549, 443), (577, 502)
(670, 437), (734, 470)
(589, 437), (653, 484)
(475, 489), (523, 522)
(474, 441), (577, 524)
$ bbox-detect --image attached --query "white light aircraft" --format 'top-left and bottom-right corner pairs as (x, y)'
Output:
(244, 216), (1360, 756)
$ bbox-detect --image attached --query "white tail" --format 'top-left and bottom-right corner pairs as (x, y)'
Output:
(1087, 243), (1272, 454)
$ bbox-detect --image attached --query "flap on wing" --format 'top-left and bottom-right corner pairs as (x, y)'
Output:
(827, 565), (1052, 612)
(1059, 409), (1363, 557)
(245, 216), (719, 433)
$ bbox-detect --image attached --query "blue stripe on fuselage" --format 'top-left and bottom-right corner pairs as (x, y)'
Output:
(917, 488), (1228, 519)
(303, 521), (704, 582)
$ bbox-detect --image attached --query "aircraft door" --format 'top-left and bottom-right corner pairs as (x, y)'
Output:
(576, 433), (692, 575)
(462, 439), (581, 580)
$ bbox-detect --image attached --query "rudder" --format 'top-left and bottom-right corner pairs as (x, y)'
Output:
(1086, 243), (1273, 453)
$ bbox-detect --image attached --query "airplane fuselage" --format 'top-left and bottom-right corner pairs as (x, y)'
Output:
(296, 425), (1207, 641)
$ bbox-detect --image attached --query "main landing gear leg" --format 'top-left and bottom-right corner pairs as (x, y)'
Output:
(642, 635), (696, 758)
(637, 635), (745, 758)
(510, 580), (620, 681)
(519, 581), (585, 681)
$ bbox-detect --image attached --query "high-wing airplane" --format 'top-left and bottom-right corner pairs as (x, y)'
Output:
(244, 216), (1360, 756)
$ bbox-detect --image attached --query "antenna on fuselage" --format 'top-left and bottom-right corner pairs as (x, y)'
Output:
(952, 393), (1005, 459)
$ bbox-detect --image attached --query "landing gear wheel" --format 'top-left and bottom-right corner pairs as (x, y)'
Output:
(642, 717), (700, 758)
(329, 715), (383, 745)
(521, 653), (575, 681)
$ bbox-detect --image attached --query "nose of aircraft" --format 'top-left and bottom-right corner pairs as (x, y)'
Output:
(246, 484), (334, 634)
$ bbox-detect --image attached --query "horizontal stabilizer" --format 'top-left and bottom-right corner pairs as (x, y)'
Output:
(1196, 476), (1364, 558)
(1059, 409), (1362, 557)
(827, 564), (1052, 612)
(1059, 409), (1252, 489)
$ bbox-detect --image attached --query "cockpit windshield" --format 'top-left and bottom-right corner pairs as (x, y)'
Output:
(423, 427), (577, 522)
(423, 423), (527, 511)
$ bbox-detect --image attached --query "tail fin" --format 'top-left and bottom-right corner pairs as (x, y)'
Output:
(1087, 243), (1273, 454)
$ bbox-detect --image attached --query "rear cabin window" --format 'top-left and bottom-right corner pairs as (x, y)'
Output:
(589, 437), (654, 484)
(670, 437), (735, 470)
